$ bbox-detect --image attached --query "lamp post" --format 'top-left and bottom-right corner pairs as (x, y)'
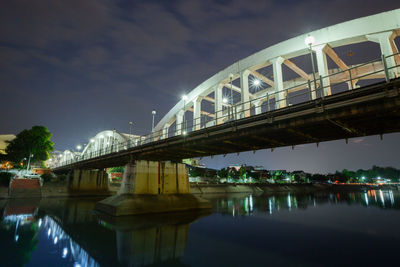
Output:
(305, 35), (317, 95)
(229, 73), (234, 119)
(229, 74), (233, 106)
(129, 121), (133, 147)
(152, 110), (156, 132)
(26, 153), (33, 172)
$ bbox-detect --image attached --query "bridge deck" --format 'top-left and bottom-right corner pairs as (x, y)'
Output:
(54, 78), (400, 171)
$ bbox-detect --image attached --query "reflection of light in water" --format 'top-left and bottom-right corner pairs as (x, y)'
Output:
(63, 247), (68, 258)
(364, 192), (369, 206)
(389, 191), (395, 206)
(38, 219), (42, 227)
(379, 190), (385, 207)
(268, 198), (272, 215)
(3, 210), (38, 243)
(287, 194), (292, 211)
(249, 195), (253, 212)
(39, 216), (99, 267)
(244, 197), (248, 213)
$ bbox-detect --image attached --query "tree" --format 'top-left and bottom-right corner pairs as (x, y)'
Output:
(108, 166), (125, 173)
(217, 168), (228, 178)
(5, 126), (54, 165)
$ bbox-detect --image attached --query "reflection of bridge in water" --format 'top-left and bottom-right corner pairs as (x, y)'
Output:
(1, 190), (399, 266)
(52, 9), (400, 171)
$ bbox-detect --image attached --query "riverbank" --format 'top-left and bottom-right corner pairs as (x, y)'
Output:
(0, 182), (398, 199)
(190, 183), (400, 195)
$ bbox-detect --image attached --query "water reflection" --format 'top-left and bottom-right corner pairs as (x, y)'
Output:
(0, 198), (209, 266)
(41, 216), (99, 267)
(205, 189), (400, 217)
(1, 190), (400, 266)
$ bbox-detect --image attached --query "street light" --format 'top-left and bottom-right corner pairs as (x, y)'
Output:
(222, 97), (228, 104)
(305, 35), (317, 93)
(129, 121), (133, 146)
(26, 153), (34, 172)
(76, 145), (82, 151)
(152, 110), (156, 132)
(229, 74), (234, 106)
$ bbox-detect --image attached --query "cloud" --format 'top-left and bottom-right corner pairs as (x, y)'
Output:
(1, 0), (399, 167)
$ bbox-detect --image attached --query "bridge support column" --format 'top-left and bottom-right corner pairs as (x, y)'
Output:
(367, 31), (398, 79)
(240, 70), (251, 118)
(215, 84), (223, 124)
(314, 44), (332, 97)
(272, 56), (286, 109)
(69, 169), (109, 192)
(176, 110), (184, 135)
(96, 160), (211, 216)
(193, 96), (202, 130)
(119, 162), (136, 194)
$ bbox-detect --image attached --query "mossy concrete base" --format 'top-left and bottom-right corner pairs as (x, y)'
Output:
(95, 193), (212, 216)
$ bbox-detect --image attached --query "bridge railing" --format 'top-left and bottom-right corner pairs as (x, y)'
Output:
(53, 52), (400, 168)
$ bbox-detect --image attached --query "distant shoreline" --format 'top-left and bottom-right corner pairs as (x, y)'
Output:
(0, 183), (398, 199)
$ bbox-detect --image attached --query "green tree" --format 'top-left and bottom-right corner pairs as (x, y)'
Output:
(5, 126), (54, 165)
(217, 168), (228, 178)
(238, 166), (246, 179)
(108, 166), (125, 173)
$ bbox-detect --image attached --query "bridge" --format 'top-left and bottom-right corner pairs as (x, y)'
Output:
(47, 9), (400, 216)
(51, 9), (400, 170)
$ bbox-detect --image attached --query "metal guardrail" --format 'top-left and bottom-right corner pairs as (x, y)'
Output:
(53, 53), (400, 168)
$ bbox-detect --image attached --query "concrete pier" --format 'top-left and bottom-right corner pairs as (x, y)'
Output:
(69, 169), (109, 192)
(96, 160), (211, 216)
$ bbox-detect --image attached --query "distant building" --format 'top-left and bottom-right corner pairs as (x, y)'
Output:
(182, 158), (199, 167)
(0, 134), (16, 154)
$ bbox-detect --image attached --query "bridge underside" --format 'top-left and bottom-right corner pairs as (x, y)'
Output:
(54, 79), (400, 171)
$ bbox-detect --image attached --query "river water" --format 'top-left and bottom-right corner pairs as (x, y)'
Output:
(1, 189), (399, 266)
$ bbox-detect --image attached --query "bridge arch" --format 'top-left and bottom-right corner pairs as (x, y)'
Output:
(154, 9), (400, 139)
(80, 130), (142, 159)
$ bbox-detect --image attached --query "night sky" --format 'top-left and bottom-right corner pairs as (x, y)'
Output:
(1, 0), (399, 173)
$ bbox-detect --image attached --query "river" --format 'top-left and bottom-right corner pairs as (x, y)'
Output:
(1, 189), (399, 266)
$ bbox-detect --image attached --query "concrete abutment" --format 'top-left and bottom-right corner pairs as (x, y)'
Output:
(96, 160), (211, 216)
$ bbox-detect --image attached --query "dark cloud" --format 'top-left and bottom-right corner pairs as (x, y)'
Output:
(0, 0), (399, 172)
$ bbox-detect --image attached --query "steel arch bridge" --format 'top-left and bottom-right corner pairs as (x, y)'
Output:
(52, 9), (400, 168)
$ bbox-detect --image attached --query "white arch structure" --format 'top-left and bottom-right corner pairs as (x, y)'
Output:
(55, 130), (142, 166)
(153, 9), (400, 138)
(53, 9), (400, 168)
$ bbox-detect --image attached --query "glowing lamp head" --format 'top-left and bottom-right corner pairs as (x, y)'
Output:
(222, 98), (228, 104)
(252, 79), (261, 87)
(152, 110), (156, 115)
(305, 35), (315, 47)
(181, 95), (187, 101)
(90, 139), (95, 143)
(76, 145), (82, 151)
(182, 131), (187, 135)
